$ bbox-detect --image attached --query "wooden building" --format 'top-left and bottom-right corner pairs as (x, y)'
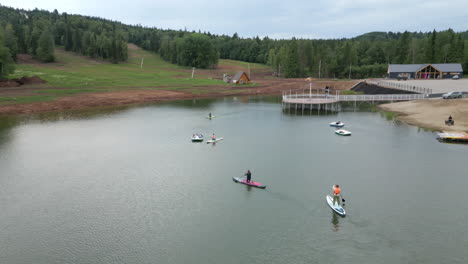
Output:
(231, 71), (250, 84)
(387, 64), (463, 80)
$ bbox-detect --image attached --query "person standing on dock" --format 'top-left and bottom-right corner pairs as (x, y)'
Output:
(333, 185), (341, 205)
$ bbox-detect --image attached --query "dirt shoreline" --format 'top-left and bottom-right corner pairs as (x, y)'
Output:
(379, 99), (468, 132)
(0, 89), (270, 115)
(0, 80), (359, 115)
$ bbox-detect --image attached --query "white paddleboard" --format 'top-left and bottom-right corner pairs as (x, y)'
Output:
(206, 137), (223, 144)
(326, 195), (346, 216)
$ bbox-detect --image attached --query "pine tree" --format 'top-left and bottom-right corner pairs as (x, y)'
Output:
(425, 30), (436, 63)
(0, 28), (15, 79)
(284, 39), (299, 78)
(3, 24), (18, 61)
(395, 31), (411, 63)
(36, 29), (55, 62)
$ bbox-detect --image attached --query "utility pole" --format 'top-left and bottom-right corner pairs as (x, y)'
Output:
(349, 64), (352, 79)
(140, 58), (144, 69)
(278, 64), (281, 78)
(318, 60), (321, 79)
(248, 63), (251, 80)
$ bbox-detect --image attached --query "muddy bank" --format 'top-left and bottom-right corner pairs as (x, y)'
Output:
(0, 79), (359, 115)
(0, 76), (46, 87)
(379, 99), (468, 132)
(0, 87), (284, 115)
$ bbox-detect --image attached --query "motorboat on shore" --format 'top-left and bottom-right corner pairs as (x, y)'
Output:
(335, 129), (351, 136)
(191, 134), (204, 142)
(330, 121), (344, 128)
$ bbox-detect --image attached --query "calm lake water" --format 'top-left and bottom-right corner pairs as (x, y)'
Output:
(1, 97), (467, 264)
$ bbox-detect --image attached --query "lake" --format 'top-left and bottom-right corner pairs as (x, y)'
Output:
(1, 97), (467, 264)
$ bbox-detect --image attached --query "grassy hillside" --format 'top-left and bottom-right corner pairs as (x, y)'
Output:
(11, 45), (224, 89)
(1, 45), (271, 106)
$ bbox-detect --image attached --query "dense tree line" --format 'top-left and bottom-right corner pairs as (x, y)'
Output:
(0, 6), (128, 65)
(1, 5), (467, 79)
(0, 27), (15, 78)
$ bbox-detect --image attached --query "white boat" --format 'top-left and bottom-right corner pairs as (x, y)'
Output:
(330, 121), (344, 128)
(191, 134), (204, 142)
(206, 137), (223, 144)
(335, 129), (351, 136)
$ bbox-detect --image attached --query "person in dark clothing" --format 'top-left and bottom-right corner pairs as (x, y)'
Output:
(209, 112), (212, 118)
(446, 115), (454, 125)
(245, 170), (252, 183)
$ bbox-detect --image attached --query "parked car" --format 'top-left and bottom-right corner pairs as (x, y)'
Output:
(442, 91), (463, 99)
(452, 75), (460, 80)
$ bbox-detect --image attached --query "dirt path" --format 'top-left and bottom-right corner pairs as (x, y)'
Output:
(379, 99), (468, 132)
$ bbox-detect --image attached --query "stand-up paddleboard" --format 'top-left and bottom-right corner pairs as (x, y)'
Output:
(232, 177), (266, 189)
(335, 129), (351, 136)
(330, 121), (345, 128)
(191, 134), (204, 142)
(326, 195), (346, 216)
(206, 137), (223, 144)
(205, 116), (216, 119)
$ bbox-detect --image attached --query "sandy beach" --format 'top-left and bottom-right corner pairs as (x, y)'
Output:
(379, 98), (468, 132)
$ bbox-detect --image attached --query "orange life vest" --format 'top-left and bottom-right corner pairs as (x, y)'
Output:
(333, 187), (341, 195)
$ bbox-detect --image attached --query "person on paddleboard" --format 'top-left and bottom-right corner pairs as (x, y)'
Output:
(245, 170), (252, 183)
(209, 112), (212, 119)
(333, 184), (341, 205)
(211, 133), (216, 140)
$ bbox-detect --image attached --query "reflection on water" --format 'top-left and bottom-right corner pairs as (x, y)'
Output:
(331, 213), (341, 232)
(0, 116), (19, 147)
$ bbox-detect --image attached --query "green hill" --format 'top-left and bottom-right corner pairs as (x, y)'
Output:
(0, 44), (271, 106)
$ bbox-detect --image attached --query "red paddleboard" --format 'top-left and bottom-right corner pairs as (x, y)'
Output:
(232, 177), (266, 189)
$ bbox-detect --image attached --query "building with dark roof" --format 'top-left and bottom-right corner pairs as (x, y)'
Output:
(387, 64), (463, 79)
(231, 71), (250, 84)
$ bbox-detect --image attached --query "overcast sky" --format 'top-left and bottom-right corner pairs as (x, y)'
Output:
(2, 0), (467, 39)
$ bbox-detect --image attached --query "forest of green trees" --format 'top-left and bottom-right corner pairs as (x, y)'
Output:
(1, 5), (467, 80)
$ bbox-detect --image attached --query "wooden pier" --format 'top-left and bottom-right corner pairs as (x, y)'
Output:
(282, 92), (429, 113)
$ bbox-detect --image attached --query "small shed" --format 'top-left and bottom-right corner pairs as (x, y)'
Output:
(231, 71), (250, 84)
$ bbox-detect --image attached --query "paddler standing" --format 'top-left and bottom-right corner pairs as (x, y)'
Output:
(245, 170), (252, 183)
(209, 112), (212, 119)
(211, 133), (216, 140)
(332, 184), (341, 205)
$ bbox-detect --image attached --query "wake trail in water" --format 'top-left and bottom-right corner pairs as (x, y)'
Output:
(265, 189), (321, 215)
(206, 111), (244, 118)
